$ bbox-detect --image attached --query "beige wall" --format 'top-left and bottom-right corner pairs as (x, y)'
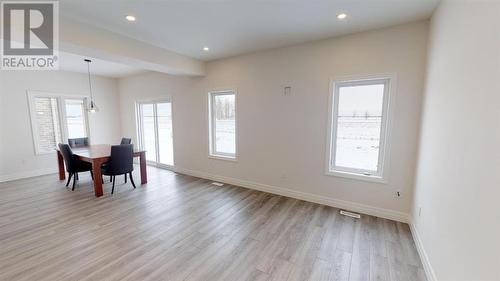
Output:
(119, 21), (429, 219)
(412, 1), (500, 280)
(0, 71), (122, 181)
(118, 72), (197, 145)
(60, 18), (206, 76)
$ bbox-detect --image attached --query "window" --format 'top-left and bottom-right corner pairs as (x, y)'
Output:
(327, 77), (392, 181)
(28, 92), (89, 154)
(65, 99), (88, 138)
(208, 90), (236, 159)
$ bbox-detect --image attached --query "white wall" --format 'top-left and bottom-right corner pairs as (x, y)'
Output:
(411, 1), (500, 280)
(119, 21), (429, 220)
(118, 72), (197, 144)
(0, 71), (122, 181)
(60, 18), (206, 76)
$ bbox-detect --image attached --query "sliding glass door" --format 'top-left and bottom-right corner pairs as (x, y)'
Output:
(156, 103), (174, 166)
(140, 103), (157, 162)
(137, 100), (174, 168)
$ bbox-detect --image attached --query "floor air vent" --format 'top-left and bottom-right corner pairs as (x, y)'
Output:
(340, 210), (361, 219)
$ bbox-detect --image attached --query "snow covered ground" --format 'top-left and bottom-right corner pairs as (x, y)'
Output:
(214, 120), (236, 154)
(335, 117), (381, 171)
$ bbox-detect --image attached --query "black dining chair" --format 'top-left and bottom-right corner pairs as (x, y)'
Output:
(102, 144), (136, 194)
(68, 137), (89, 148)
(120, 138), (132, 145)
(58, 143), (94, 190)
(114, 138), (132, 182)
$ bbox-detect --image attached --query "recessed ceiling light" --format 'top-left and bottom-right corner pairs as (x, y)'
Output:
(125, 15), (136, 22)
(203, 47), (210, 51)
(337, 13), (347, 20)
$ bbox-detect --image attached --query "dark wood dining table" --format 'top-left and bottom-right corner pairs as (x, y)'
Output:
(57, 144), (147, 197)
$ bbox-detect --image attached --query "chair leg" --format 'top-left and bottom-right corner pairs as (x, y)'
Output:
(72, 174), (77, 191)
(110, 176), (112, 183)
(90, 171), (94, 181)
(125, 174), (127, 183)
(111, 176), (116, 194)
(129, 172), (136, 189)
(66, 173), (73, 187)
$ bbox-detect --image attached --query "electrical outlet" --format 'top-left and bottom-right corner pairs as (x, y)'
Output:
(395, 190), (401, 197)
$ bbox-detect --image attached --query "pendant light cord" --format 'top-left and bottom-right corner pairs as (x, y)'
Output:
(86, 59), (93, 102)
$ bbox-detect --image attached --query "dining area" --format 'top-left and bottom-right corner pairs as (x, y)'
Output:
(56, 137), (147, 197)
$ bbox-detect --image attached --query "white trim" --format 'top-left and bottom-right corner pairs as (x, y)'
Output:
(134, 96), (173, 104)
(173, 166), (409, 223)
(208, 89), (238, 160)
(26, 90), (89, 99)
(135, 102), (144, 151)
(409, 219), (438, 281)
(0, 168), (58, 183)
(27, 93), (60, 155)
(208, 155), (238, 162)
(326, 170), (387, 184)
(325, 74), (396, 184)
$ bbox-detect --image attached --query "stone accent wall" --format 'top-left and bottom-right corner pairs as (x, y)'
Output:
(34, 97), (60, 152)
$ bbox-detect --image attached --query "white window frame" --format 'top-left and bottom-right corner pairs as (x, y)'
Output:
(325, 75), (395, 183)
(208, 90), (237, 161)
(27, 91), (90, 155)
(135, 98), (175, 170)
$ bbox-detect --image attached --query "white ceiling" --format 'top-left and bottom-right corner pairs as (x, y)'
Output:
(58, 51), (145, 78)
(60, 0), (439, 61)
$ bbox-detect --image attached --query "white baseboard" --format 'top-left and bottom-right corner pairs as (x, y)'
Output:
(174, 167), (409, 223)
(409, 219), (437, 281)
(0, 168), (58, 183)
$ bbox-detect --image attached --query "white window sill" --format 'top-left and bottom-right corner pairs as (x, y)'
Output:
(325, 170), (387, 184)
(36, 150), (57, 156)
(208, 154), (237, 162)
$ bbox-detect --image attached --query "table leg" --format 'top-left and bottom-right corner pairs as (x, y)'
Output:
(139, 151), (147, 184)
(57, 150), (65, 180)
(92, 159), (104, 197)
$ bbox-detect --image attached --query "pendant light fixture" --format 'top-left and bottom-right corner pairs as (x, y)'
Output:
(85, 59), (99, 113)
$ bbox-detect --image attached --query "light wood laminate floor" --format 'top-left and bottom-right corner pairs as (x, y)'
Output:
(0, 167), (426, 281)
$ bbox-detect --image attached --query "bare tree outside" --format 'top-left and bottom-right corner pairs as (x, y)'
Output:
(212, 93), (236, 155)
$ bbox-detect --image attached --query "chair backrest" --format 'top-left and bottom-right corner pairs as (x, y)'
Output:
(68, 137), (89, 148)
(120, 138), (132, 145)
(58, 143), (76, 172)
(106, 144), (134, 175)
